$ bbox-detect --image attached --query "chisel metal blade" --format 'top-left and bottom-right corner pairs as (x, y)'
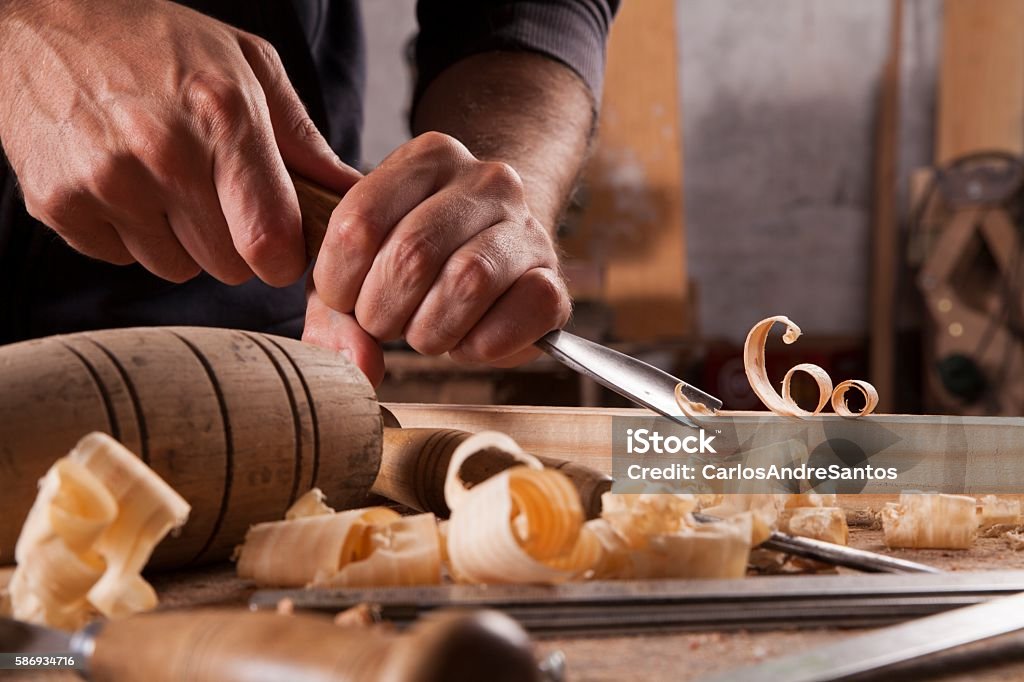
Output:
(700, 590), (1024, 682)
(535, 330), (721, 428)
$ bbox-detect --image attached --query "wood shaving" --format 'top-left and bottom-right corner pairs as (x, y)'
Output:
(978, 495), (1021, 528)
(882, 493), (978, 549)
(778, 507), (849, 546)
(285, 488), (335, 520)
(588, 493), (750, 579)
(236, 506), (442, 588)
(1006, 530), (1024, 551)
(443, 432), (589, 584)
(831, 380), (879, 418)
(743, 316), (879, 418)
(9, 433), (190, 630)
(334, 603), (380, 628)
(674, 384), (718, 417)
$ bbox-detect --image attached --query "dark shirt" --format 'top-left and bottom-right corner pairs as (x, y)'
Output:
(0, 0), (616, 344)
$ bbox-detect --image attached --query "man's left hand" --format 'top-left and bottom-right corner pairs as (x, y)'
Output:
(303, 131), (571, 385)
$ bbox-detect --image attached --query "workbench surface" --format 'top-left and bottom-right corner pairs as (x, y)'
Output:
(10, 527), (1024, 681)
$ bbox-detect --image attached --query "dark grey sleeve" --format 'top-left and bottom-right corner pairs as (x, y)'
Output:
(414, 0), (619, 104)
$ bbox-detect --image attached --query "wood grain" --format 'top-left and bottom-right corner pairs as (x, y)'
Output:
(375, 427), (611, 519)
(90, 608), (537, 682)
(385, 403), (1024, 494)
(0, 327), (381, 567)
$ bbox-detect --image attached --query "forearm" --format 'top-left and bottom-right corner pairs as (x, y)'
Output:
(412, 51), (594, 234)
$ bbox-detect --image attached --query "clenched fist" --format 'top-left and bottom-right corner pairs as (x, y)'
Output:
(0, 0), (358, 285)
(305, 131), (572, 381)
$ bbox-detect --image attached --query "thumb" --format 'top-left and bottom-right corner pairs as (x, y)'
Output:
(238, 33), (362, 195)
(303, 287), (385, 387)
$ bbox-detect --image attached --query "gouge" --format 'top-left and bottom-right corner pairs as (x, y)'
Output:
(0, 609), (542, 682)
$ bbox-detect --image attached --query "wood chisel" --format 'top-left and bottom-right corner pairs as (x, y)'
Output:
(250, 570), (1024, 637)
(0, 608), (550, 682)
(700, 588), (1024, 682)
(295, 175), (937, 576)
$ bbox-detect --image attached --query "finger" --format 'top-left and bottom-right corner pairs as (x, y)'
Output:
(113, 215), (201, 283)
(351, 188), (507, 341)
(60, 219), (135, 265)
(165, 182), (253, 285)
(303, 288), (385, 386)
(184, 72), (305, 287)
(398, 218), (556, 353)
(448, 267), (571, 365)
(313, 132), (471, 313)
(237, 33), (361, 195)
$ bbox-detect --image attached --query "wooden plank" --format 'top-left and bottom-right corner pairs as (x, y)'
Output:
(560, 0), (690, 340)
(385, 403), (1024, 494)
(869, 0), (902, 413)
(937, 0), (1024, 162)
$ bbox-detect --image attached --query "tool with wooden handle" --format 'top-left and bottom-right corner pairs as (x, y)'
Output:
(377, 408), (611, 519)
(0, 325), (612, 567)
(1, 608), (542, 682)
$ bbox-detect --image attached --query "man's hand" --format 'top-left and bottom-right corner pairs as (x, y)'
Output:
(0, 0), (358, 285)
(308, 132), (572, 373)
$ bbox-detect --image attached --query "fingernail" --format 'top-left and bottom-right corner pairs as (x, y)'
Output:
(339, 348), (354, 362)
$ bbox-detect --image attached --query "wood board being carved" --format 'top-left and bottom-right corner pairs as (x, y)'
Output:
(385, 403), (1024, 497)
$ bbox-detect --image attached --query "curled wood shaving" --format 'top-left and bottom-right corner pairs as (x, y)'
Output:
(444, 431), (590, 584)
(285, 488), (334, 520)
(781, 364), (833, 416)
(590, 493), (750, 579)
(674, 384), (718, 417)
(744, 316), (879, 418)
(702, 494), (783, 545)
(778, 507), (849, 546)
(334, 603), (381, 628)
(831, 380), (879, 418)
(882, 493), (978, 549)
(237, 506), (442, 588)
(313, 513), (442, 588)
(978, 495), (1021, 528)
(10, 433), (190, 630)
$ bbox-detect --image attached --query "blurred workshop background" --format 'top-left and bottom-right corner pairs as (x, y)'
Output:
(363, 0), (1024, 417)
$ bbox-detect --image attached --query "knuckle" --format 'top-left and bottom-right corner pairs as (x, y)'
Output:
(475, 161), (524, 198)
(183, 73), (251, 136)
(246, 34), (282, 68)
(87, 152), (137, 201)
(408, 130), (466, 161)
(390, 231), (441, 285)
(235, 227), (289, 268)
(532, 269), (571, 322)
(164, 264), (202, 284)
(405, 326), (450, 357)
(448, 250), (497, 302)
(329, 211), (378, 260)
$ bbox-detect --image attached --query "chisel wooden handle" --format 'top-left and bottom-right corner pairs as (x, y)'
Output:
(375, 426), (611, 519)
(293, 173), (341, 260)
(89, 608), (538, 682)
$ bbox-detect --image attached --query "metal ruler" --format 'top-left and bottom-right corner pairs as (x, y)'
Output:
(251, 570), (1024, 637)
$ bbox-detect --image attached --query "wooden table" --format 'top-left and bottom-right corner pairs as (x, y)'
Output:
(11, 526), (1024, 682)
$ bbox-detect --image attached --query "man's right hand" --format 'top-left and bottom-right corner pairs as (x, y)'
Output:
(0, 0), (359, 285)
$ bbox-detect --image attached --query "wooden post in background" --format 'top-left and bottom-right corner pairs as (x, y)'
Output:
(561, 0), (690, 342)
(936, 0), (1024, 161)
(869, 0), (902, 413)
